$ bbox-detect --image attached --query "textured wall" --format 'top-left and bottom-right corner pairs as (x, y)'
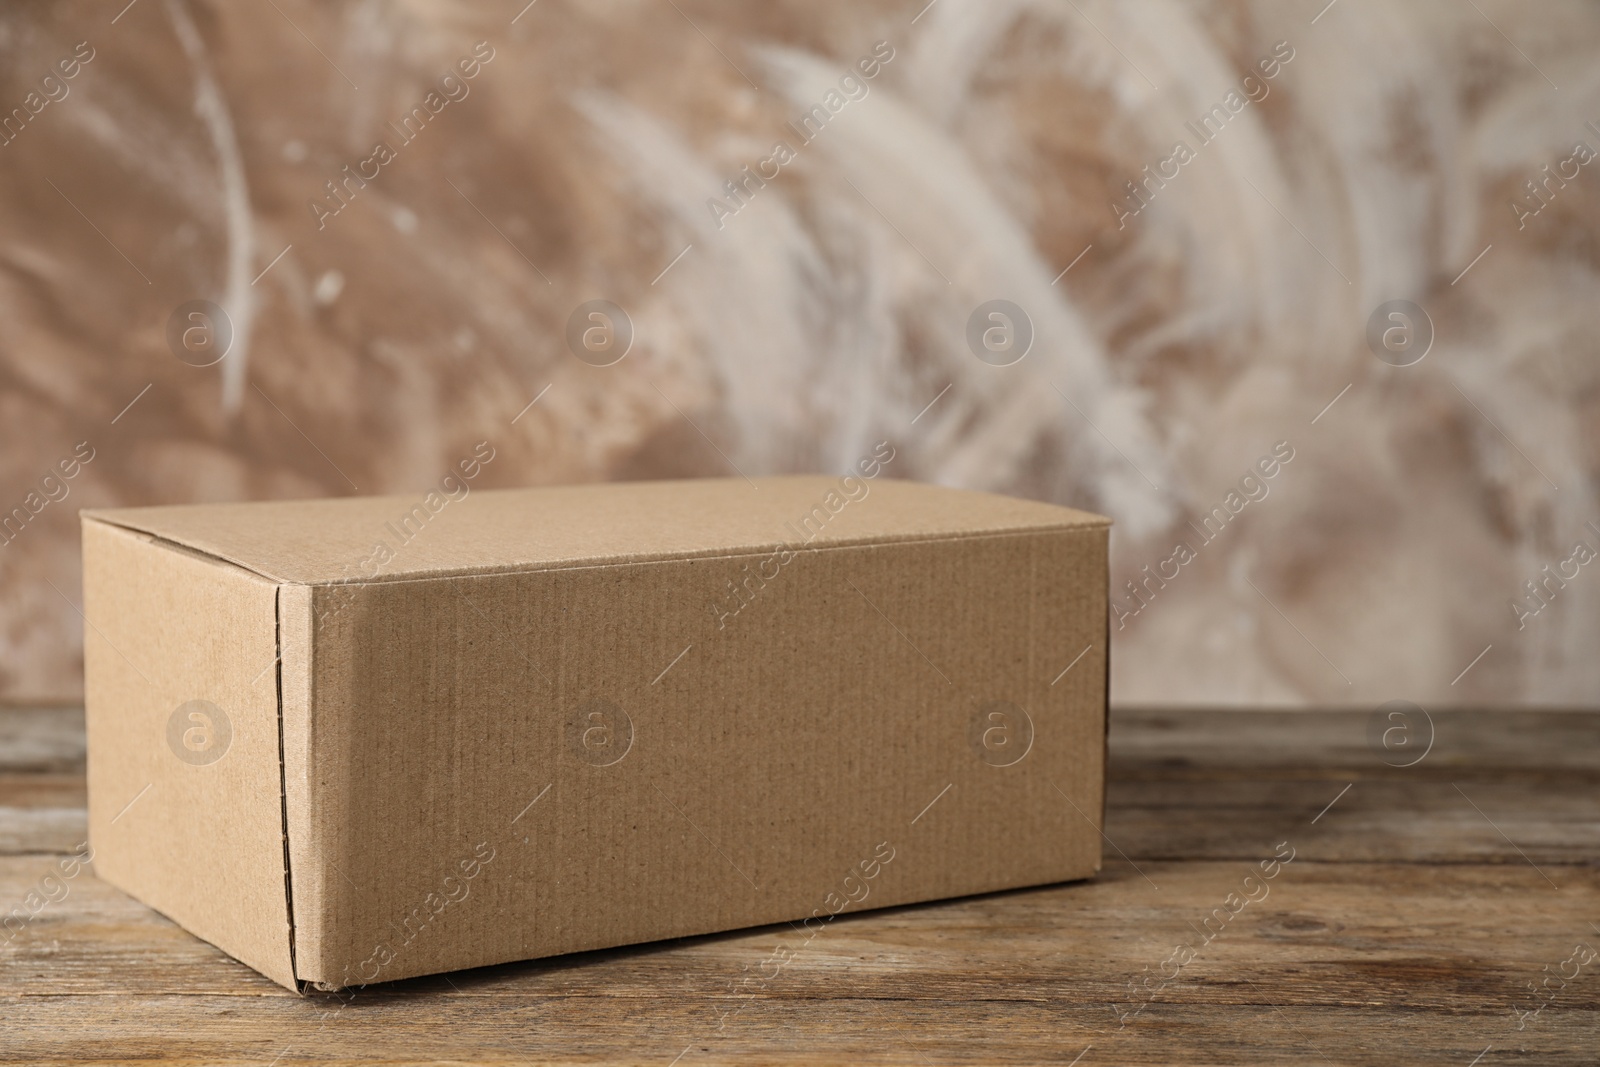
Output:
(0, 0), (1596, 706)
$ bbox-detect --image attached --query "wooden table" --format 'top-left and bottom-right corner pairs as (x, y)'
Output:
(3, 708), (1595, 1065)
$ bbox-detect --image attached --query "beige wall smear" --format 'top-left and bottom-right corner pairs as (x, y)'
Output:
(0, 0), (1596, 706)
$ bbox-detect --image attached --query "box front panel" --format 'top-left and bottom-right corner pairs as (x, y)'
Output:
(294, 528), (1106, 987)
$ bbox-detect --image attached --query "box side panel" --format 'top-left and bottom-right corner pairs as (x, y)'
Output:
(81, 519), (295, 988)
(296, 528), (1105, 988)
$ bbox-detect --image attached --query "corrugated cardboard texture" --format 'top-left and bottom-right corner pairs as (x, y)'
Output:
(81, 477), (1108, 990)
(81, 520), (296, 988)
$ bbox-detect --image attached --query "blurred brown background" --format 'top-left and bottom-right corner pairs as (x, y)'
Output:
(1, 0), (1595, 708)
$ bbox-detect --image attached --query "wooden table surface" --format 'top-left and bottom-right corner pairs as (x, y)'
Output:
(2, 707), (1595, 1065)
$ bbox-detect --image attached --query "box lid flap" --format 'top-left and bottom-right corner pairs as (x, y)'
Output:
(81, 475), (1108, 585)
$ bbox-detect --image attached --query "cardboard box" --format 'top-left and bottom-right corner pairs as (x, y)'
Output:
(81, 475), (1109, 991)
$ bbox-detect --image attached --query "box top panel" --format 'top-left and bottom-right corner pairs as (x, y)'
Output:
(82, 475), (1108, 585)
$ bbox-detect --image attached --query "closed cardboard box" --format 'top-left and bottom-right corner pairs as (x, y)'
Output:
(81, 475), (1109, 991)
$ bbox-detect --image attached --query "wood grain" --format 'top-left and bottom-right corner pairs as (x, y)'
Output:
(2, 708), (1596, 1065)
